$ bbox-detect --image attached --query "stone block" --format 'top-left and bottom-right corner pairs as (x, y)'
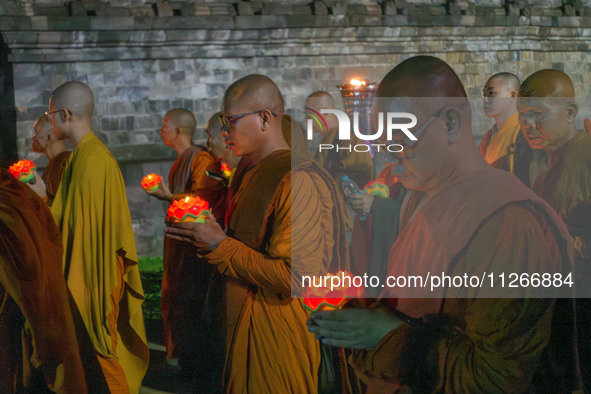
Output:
(236, 2), (254, 15)
(129, 6), (155, 17)
(262, 3), (294, 15)
(312, 1), (329, 15)
(331, 1), (347, 15)
(152, 2), (172, 16)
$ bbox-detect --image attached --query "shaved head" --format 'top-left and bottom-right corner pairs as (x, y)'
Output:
(51, 81), (94, 120)
(487, 72), (520, 92)
(34, 115), (52, 137)
(165, 108), (196, 138)
(377, 55), (467, 98)
(519, 69), (575, 99)
(306, 91), (336, 110)
(223, 74), (284, 115)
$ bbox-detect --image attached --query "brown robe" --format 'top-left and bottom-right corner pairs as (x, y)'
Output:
(0, 169), (87, 394)
(161, 146), (227, 386)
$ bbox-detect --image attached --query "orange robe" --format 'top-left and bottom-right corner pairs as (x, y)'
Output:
(0, 169), (87, 394)
(204, 150), (348, 393)
(282, 114), (311, 159)
(42, 150), (71, 207)
(351, 169), (576, 392)
(479, 113), (533, 186)
(532, 131), (591, 390)
(161, 146), (227, 383)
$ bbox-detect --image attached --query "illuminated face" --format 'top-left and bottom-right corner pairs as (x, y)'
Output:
(220, 98), (262, 158)
(159, 116), (177, 146)
(373, 101), (450, 192)
(483, 77), (514, 118)
(517, 97), (573, 151)
(32, 122), (49, 153)
(205, 120), (226, 160)
(47, 97), (66, 139)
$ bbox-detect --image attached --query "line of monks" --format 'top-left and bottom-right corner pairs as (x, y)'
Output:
(0, 55), (590, 393)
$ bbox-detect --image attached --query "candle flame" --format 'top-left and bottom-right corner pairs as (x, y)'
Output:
(185, 196), (190, 202)
(350, 79), (366, 86)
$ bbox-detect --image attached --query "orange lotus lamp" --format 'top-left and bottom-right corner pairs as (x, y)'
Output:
(141, 173), (162, 191)
(221, 162), (232, 179)
(9, 159), (36, 183)
(363, 180), (390, 199)
(303, 270), (363, 312)
(166, 195), (211, 224)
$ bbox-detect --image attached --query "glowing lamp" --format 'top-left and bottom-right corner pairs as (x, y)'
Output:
(303, 270), (363, 312)
(349, 78), (367, 86)
(166, 196), (211, 224)
(141, 173), (162, 191)
(363, 181), (390, 199)
(9, 159), (36, 183)
(221, 162), (232, 179)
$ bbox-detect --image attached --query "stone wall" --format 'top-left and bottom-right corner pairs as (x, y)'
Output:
(3, 0), (591, 255)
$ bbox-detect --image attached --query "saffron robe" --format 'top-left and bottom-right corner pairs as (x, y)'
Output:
(50, 133), (149, 393)
(205, 149), (348, 393)
(479, 113), (533, 186)
(42, 150), (71, 207)
(351, 169), (576, 392)
(0, 169), (87, 394)
(161, 146), (226, 372)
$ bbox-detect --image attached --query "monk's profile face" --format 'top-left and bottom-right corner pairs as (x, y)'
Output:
(159, 115), (177, 146)
(47, 97), (67, 140)
(206, 119), (226, 160)
(517, 98), (573, 150)
(483, 76), (515, 118)
(32, 120), (50, 153)
(221, 97), (263, 157)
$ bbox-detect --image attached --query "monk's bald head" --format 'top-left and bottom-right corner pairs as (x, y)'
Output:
(33, 115), (52, 137)
(165, 109), (196, 138)
(306, 91), (335, 110)
(51, 81), (94, 119)
(377, 56), (467, 99)
(519, 69), (575, 99)
(487, 72), (520, 91)
(223, 74), (284, 115)
(206, 112), (222, 136)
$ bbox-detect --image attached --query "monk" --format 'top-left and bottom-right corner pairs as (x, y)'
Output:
(166, 74), (348, 393)
(282, 113), (312, 158)
(47, 81), (149, 393)
(306, 90), (373, 230)
(517, 68), (591, 390)
(0, 168), (87, 394)
(308, 56), (578, 392)
(206, 112), (241, 180)
(146, 108), (226, 384)
(480, 72), (533, 186)
(32, 115), (70, 206)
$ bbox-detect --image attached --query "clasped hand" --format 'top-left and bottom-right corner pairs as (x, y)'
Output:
(348, 191), (375, 216)
(164, 215), (227, 253)
(307, 307), (401, 350)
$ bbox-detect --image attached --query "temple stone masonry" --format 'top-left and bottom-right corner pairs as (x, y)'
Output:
(2, 0), (591, 255)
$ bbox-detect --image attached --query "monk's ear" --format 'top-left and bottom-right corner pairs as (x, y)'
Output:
(260, 110), (272, 130)
(567, 103), (578, 123)
(444, 108), (462, 144)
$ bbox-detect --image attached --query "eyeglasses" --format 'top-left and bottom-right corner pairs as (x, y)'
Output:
(44, 108), (68, 122)
(218, 109), (278, 129)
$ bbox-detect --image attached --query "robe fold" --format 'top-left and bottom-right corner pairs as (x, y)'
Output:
(350, 168), (577, 392)
(42, 150), (71, 207)
(0, 169), (87, 394)
(204, 149), (348, 393)
(51, 133), (149, 393)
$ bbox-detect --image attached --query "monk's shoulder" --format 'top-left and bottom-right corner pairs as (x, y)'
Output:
(564, 132), (591, 169)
